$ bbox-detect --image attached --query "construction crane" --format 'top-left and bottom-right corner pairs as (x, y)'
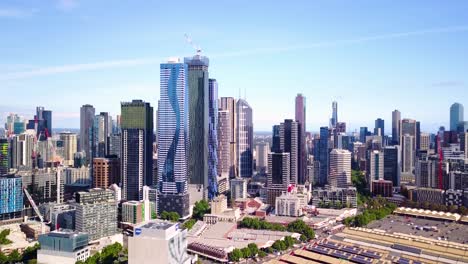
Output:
(23, 187), (46, 234)
(184, 33), (202, 55)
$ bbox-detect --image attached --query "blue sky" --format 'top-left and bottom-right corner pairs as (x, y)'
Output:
(1, 0), (467, 132)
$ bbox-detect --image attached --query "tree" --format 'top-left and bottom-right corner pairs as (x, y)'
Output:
(0, 229), (12, 245)
(183, 219), (197, 230)
(160, 211), (180, 222)
(8, 250), (22, 263)
(193, 200), (210, 220)
(151, 210), (157, 219)
(458, 206), (468, 215)
(229, 249), (243, 262)
(247, 243), (259, 257)
(258, 250), (267, 258)
(448, 205), (458, 214)
(241, 247), (252, 258)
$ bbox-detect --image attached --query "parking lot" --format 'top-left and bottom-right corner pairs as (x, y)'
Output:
(367, 214), (468, 244)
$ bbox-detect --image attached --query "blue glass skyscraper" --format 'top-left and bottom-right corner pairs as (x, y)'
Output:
(450, 103), (464, 132)
(316, 127), (330, 186)
(157, 59), (190, 218)
(208, 79), (218, 200)
(0, 175), (23, 221)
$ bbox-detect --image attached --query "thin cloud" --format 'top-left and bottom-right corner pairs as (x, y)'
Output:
(57, 0), (79, 11)
(0, 58), (162, 81)
(2, 25), (468, 80)
(0, 8), (38, 18)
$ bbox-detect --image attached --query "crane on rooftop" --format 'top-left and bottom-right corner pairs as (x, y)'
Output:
(184, 33), (202, 55)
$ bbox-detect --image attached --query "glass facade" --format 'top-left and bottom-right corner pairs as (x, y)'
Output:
(158, 60), (190, 217)
(207, 79), (218, 200)
(0, 139), (8, 175)
(236, 99), (253, 178)
(121, 100), (153, 201)
(39, 231), (89, 252)
(316, 127), (329, 186)
(0, 175), (23, 219)
(450, 103), (464, 132)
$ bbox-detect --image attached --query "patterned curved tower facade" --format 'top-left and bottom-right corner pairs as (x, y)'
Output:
(208, 79), (218, 200)
(157, 59), (190, 218)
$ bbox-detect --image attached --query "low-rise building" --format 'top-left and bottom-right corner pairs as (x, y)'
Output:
(312, 186), (357, 208)
(37, 230), (90, 264)
(371, 180), (393, 197)
(275, 191), (307, 217)
(128, 220), (191, 264)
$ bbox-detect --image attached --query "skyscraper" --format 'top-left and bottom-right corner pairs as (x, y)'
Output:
(400, 119), (417, 150)
(267, 152), (290, 206)
(80, 105), (95, 165)
(392, 110), (401, 145)
(316, 127), (330, 186)
(402, 134), (414, 173)
(93, 112), (110, 158)
(219, 97), (237, 178)
(330, 101), (338, 128)
(255, 142), (269, 173)
(236, 99), (253, 178)
(93, 156), (120, 189)
(121, 100), (154, 201)
(384, 146), (401, 186)
(32, 107), (52, 141)
(416, 121), (421, 151)
(450, 102), (464, 132)
(368, 150), (384, 182)
(59, 132), (77, 167)
(374, 118), (384, 137)
(271, 125), (281, 153)
(295, 94), (307, 184)
(329, 149), (351, 188)
(207, 78), (218, 200)
(185, 55), (209, 194)
(158, 59), (190, 218)
(217, 110), (231, 177)
(279, 119), (299, 185)
(359, 127), (368, 143)
(0, 139), (9, 175)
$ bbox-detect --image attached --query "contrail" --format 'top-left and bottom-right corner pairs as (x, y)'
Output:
(1, 25), (467, 80)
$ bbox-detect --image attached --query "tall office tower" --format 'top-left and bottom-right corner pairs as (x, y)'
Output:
(230, 178), (247, 201)
(359, 127), (368, 143)
(236, 99), (253, 178)
(158, 59), (190, 218)
(185, 55), (209, 192)
(450, 102), (464, 131)
(374, 118), (385, 137)
(109, 133), (121, 158)
(59, 132), (77, 167)
(295, 94), (307, 184)
(271, 125), (281, 153)
(384, 146), (401, 186)
(0, 139), (9, 175)
(402, 134), (414, 173)
(255, 142), (269, 173)
(392, 110), (401, 145)
(458, 121), (468, 133)
(416, 121), (421, 151)
(219, 97), (237, 178)
(267, 152), (290, 206)
(93, 156), (120, 189)
(80, 104), (95, 164)
(316, 127), (330, 186)
(121, 100), (153, 201)
(74, 189), (117, 241)
(0, 175), (23, 222)
(93, 112), (110, 158)
(400, 119), (417, 150)
(217, 110), (231, 177)
(329, 149), (351, 188)
(461, 132), (468, 160)
(207, 78), (218, 200)
(335, 122), (346, 133)
(33, 107), (52, 141)
(419, 133), (430, 151)
(415, 157), (438, 188)
(330, 101), (338, 128)
(279, 119), (299, 184)
(368, 150), (384, 187)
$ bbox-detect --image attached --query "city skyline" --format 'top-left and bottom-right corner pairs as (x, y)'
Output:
(1, 1), (467, 132)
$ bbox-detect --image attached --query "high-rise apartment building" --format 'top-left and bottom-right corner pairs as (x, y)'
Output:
(368, 150), (384, 191)
(236, 99), (253, 178)
(0, 175), (23, 222)
(93, 112), (111, 158)
(74, 189), (117, 241)
(157, 59), (190, 218)
(392, 110), (401, 145)
(415, 156), (438, 188)
(0, 139), (9, 175)
(59, 132), (77, 167)
(420, 133), (430, 151)
(450, 102), (464, 132)
(330, 101), (338, 128)
(255, 142), (269, 173)
(295, 94), (307, 184)
(219, 97), (237, 178)
(400, 119), (417, 150)
(121, 100), (153, 201)
(329, 149), (351, 188)
(80, 104), (95, 164)
(186, 55), (209, 194)
(402, 134), (414, 173)
(279, 119), (299, 184)
(461, 132), (468, 160)
(217, 110), (231, 177)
